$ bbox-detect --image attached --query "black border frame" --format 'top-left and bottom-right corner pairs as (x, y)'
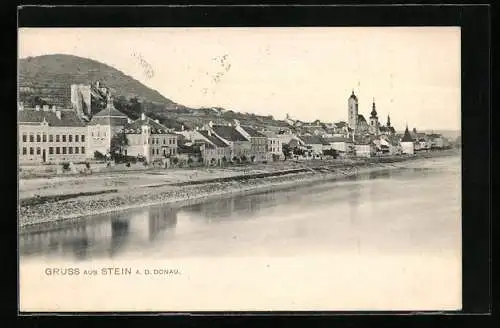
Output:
(11, 3), (491, 321)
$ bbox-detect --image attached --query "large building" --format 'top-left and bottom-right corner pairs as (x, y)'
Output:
(120, 113), (178, 163)
(400, 126), (415, 154)
(18, 103), (88, 164)
(87, 94), (130, 157)
(235, 122), (268, 162)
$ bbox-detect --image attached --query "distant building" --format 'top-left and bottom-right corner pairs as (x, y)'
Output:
(260, 130), (283, 161)
(209, 123), (252, 161)
(297, 135), (331, 158)
(368, 99), (380, 135)
(235, 122), (268, 162)
(324, 136), (354, 157)
(120, 113), (178, 163)
(87, 94), (129, 157)
(400, 126), (415, 154)
(18, 103), (88, 164)
(195, 130), (231, 166)
(354, 142), (376, 158)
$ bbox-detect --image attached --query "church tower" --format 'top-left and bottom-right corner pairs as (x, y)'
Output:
(369, 98), (380, 135)
(348, 90), (358, 130)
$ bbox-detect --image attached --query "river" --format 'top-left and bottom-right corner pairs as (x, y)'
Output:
(19, 155), (462, 312)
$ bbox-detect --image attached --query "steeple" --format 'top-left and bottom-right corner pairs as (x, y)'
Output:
(387, 114), (391, 127)
(370, 98), (378, 118)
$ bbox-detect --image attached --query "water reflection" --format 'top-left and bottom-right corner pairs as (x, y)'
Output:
(184, 192), (278, 224)
(19, 205), (178, 260)
(19, 156), (461, 261)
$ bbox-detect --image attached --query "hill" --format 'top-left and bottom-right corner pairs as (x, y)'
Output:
(17, 54), (292, 130)
(18, 54), (179, 108)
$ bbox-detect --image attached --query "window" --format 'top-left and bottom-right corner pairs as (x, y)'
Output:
(29, 147), (34, 155)
(36, 134), (41, 142)
(22, 147), (26, 155)
(56, 135), (60, 142)
(49, 135), (53, 142)
(75, 135), (79, 142)
(62, 135), (66, 142)
(29, 134), (34, 142)
(163, 139), (166, 144)
(49, 147), (54, 155)
(69, 135), (72, 142)
(22, 134), (27, 142)
(62, 147), (66, 154)
(56, 147), (60, 154)
(42, 134), (46, 142)
(81, 135), (85, 142)
(69, 147), (73, 154)
(92, 131), (94, 137)
(75, 147), (79, 154)
(81, 147), (85, 154)
(36, 147), (40, 155)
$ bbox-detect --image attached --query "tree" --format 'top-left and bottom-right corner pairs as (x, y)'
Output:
(250, 155), (256, 162)
(110, 132), (129, 157)
(282, 144), (292, 160)
(241, 155), (248, 162)
(323, 148), (338, 158)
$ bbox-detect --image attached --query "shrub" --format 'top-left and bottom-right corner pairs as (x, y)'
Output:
(94, 151), (106, 161)
(250, 155), (256, 162)
(198, 157), (204, 163)
(126, 162), (131, 167)
(61, 162), (70, 171)
(222, 156), (228, 163)
(187, 157), (194, 165)
(85, 162), (90, 169)
(240, 155), (247, 162)
(171, 157), (179, 165)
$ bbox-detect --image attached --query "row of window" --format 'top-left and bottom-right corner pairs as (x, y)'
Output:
(151, 148), (176, 156)
(150, 138), (176, 145)
(22, 134), (86, 143)
(21, 147), (86, 155)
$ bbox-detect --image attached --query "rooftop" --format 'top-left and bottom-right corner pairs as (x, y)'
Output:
(298, 135), (330, 146)
(212, 125), (249, 142)
(240, 126), (266, 138)
(18, 108), (86, 127)
(197, 130), (229, 147)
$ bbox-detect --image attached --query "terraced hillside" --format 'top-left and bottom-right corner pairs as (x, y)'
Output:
(18, 54), (178, 108)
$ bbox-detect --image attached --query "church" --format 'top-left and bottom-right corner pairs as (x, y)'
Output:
(347, 90), (395, 137)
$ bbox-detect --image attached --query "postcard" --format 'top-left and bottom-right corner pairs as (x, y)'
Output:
(18, 25), (462, 312)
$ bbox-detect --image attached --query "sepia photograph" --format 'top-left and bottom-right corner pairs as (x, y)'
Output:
(18, 26), (462, 312)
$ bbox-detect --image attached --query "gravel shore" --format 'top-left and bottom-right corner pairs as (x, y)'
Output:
(18, 151), (459, 230)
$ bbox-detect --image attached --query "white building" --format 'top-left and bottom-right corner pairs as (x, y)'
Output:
(18, 103), (88, 164)
(120, 113), (178, 163)
(260, 130), (283, 161)
(400, 126), (415, 155)
(87, 95), (129, 158)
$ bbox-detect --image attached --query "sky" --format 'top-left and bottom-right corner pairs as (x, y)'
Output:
(18, 27), (461, 131)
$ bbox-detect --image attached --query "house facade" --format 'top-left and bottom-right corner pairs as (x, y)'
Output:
(18, 104), (88, 164)
(400, 126), (415, 155)
(354, 143), (376, 158)
(261, 130), (283, 161)
(195, 130), (231, 165)
(235, 123), (268, 162)
(209, 124), (252, 161)
(120, 113), (178, 163)
(87, 96), (130, 158)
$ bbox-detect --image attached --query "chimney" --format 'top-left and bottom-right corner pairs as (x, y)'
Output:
(35, 105), (40, 111)
(43, 105), (49, 111)
(51, 105), (56, 112)
(141, 113), (146, 121)
(55, 110), (61, 120)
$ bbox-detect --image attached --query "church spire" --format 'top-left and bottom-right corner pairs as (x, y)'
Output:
(387, 113), (391, 127)
(370, 97), (378, 118)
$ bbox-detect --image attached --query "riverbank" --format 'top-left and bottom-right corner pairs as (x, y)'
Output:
(18, 150), (459, 230)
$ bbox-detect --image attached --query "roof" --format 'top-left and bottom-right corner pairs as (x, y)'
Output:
(197, 130), (229, 147)
(18, 109), (86, 127)
(334, 121), (348, 128)
(121, 117), (175, 134)
(241, 126), (266, 137)
(260, 130), (279, 138)
(401, 127), (414, 142)
(349, 91), (358, 101)
(299, 135), (330, 146)
(324, 137), (353, 143)
(212, 125), (249, 142)
(357, 114), (367, 122)
(92, 104), (128, 119)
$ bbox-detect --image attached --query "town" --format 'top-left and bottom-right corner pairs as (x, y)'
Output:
(18, 80), (454, 175)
